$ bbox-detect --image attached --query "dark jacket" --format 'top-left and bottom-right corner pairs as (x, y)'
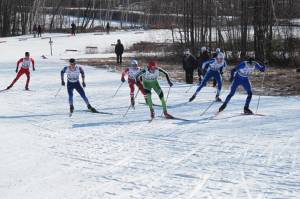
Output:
(115, 43), (124, 55)
(182, 54), (198, 71)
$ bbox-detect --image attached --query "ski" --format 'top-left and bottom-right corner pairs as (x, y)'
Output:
(84, 110), (113, 115)
(158, 115), (191, 121)
(0, 89), (8, 93)
(139, 102), (161, 107)
(213, 112), (266, 120)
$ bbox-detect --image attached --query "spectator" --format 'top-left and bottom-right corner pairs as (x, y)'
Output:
(71, 22), (76, 36)
(115, 39), (124, 64)
(197, 46), (210, 83)
(106, 22), (110, 34)
(33, 24), (37, 38)
(182, 49), (198, 84)
(37, 25), (42, 37)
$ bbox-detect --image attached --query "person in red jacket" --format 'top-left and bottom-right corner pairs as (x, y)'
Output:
(121, 59), (147, 107)
(6, 52), (35, 90)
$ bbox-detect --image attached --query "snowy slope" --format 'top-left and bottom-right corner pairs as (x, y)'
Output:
(0, 30), (300, 199)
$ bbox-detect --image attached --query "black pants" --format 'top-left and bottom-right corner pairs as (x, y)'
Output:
(185, 69), (194, 84)
(117, 54), (123, 64)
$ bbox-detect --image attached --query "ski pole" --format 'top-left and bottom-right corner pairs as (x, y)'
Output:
(185, 84), (194, 93)
(54, 86), (63, 98)
(255, 71), (266, 114)
(112, 82), (124, 98)
(123, 90), (140, 118)
(200, 100), (215, 116)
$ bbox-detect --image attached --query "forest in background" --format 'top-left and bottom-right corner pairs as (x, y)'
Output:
(0, 0), (300, 65)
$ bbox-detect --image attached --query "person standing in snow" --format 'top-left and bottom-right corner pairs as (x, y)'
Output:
(6, 52), (35, 91)
(37, 25), (42, 37)
(189, 52), (227, 102)
(135, 61), (174, 119)
(182, 49), (198, 84)
(106, 22), (110, 34)
(121, 59), (147, 107)
(61, 58), (97, 114)
(218, 58), (266, 114)
(197, 47), (210, 83)
(33, 24), (38, 38)
(115, 39), (124, 65)
(71, 22), (76, 36)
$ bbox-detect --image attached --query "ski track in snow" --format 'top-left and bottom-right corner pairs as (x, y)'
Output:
(0, 30), (300, 199)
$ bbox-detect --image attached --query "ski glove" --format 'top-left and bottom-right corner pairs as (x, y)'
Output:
(15, 68), (18, 73)
(61, 81), (65, 86)
(82, 82), (86, 87)
(168, 81), (174, 87)
(121, 77), (125, 83)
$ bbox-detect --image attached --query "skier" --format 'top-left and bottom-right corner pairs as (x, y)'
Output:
(182, 49), (197, 84)
(115, 39), (124, 64)
(189, 52), (227, 102)
(218, 58), (266, 114)
(135, 61), (174, 119)
(61, 58), (97, 114)
(121, 59), (147, 107)
(6, 52), (35, 90)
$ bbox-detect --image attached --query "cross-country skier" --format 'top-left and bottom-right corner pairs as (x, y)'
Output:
(6, 52), (35, 90)
(61, 58), (97, 114)
(189, 52), (227, 102)
(135, 61), (174, 119)
(121, 59), (147, 107)
(218, 57), (266, 114)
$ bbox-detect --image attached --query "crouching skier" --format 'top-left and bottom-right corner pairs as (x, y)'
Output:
(135, 61), (174, 119)
(61, 58), (97, 115)
(218, 57), (266, 115)
(121, 59), (147, 107)
(189, 52), (227, 102)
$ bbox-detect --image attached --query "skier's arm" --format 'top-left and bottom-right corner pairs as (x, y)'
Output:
(121, 68), (129, 82)
(159, 68), (173, 86)
(31, 58), (35, 71)
(79, 67), (86, 86)
(230, 63), (242, 81)
(135, 69), (146, 82)
(254, 62), (266, 72)
(16, 58), (23, 72)
(61, 67), (67, 85)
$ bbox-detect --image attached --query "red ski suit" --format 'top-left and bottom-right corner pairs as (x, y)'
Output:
(121, 67), (146, 97)
(8, 57), (35, 89)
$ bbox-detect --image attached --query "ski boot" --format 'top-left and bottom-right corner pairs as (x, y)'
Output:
(189, 94), (196, 102)
(6, 85), (12, 90)
(244, 106), (254, 115)
(219, 103), (227, 113)
(150, 108), (155, 119)
(131, 96), (135, 108)
(70, 105), (74, 113)
(215, 95), (222, 102)
(163, 110), (174, 119)
(87, 104), (97, 113)
(25, 86), (29, 91)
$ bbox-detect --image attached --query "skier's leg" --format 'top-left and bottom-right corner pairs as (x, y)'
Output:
(74, 82), (90, 105)
(195, 71), (213, 94)
(153, 81), (167, 112)
(25, 70), (30, 89)
(214, 72), (222, 98)
(242, 78), (253, 109)
(137, 80), (147, 102)
(129, 81), (135, 106)
(219, 78), (240, 112)
(67, 83), (75, 106)
(7, 69), (25, 89)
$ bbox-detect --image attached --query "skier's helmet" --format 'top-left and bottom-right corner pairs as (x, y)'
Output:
(148, 61), (157, 70)
(69, 58), (76, 64)
(130, 60), (138, 67)
(216, 52), (224, 63)
(201, 46), (207, 53)
(25, 52), (30, 57)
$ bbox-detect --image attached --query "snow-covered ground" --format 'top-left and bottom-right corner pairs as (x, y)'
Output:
(0, 30), (299, 199)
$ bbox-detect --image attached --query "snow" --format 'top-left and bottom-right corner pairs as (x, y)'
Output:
(0, 30), (300, 199)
